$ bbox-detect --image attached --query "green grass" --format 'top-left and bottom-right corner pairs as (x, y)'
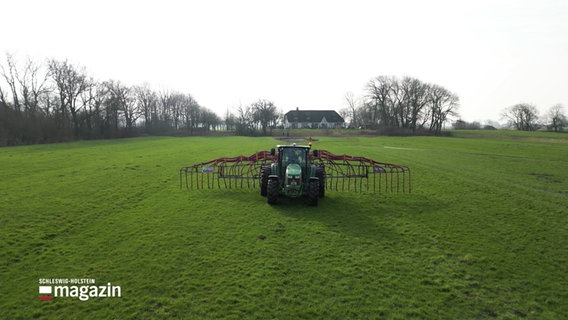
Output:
(1, 134), (567, 319)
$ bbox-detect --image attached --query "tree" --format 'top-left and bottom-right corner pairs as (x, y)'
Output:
(0, 53), (21, 111)
(110, 81), (138, 132)
(134, 84), (158, 132)
(0, 80), (6, 106)
(0, 51), (218, 143)
(81, 81), (108, 139)
(181, 93), (200, 134)
(401, 77), (430, 132)
(453, 119), (481, 130)
(1, 54), (54, 143)
(252, 99), (277, 135)
(343, 92), (360, 128)
(48, 59), (90, 137)
(157, 90), (173, 131)
(363, 75), (459, 134)
(428, 84), (459, 134)
(546, 104), (566, 132)
(234, 104), (255, 136)
(502, 103), (539, 131)
(365, 75), (396, 128)
(101, 80), (122, 137)
(224, 108), (236, 131)
(17, 57), (49, 117)
(200, 108), (221, 131)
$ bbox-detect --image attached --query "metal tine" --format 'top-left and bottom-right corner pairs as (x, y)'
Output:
(217, 167), (221, 189)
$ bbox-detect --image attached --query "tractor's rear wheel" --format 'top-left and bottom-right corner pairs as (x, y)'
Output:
(260, 166), (269, 196)
(267, 178), (279, 205)
(307, 179), (319, 206)
(316, 167), (325, 198)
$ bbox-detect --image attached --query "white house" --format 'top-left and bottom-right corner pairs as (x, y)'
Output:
(283, 108), (345, 129)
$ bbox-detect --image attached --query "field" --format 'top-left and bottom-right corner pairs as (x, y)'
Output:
(1, 132), (567, 319)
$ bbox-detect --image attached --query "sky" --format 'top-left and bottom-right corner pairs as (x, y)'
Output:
(2, 0), (567, 123)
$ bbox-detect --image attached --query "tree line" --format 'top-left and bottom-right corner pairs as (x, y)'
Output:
(343, 76), (567, 133)
(5, 52), (561, 146)
(0, 53), (464, 146)
(0, 53), (283, 146)
(500, 103), (566, 132)
(342, 75), (460, 134)
(452, 103), (567, 131)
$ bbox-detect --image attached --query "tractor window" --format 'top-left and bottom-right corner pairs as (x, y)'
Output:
(282, 148), (305, 166)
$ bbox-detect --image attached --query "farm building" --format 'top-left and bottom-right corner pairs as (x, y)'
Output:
(283, 108), (345, 129)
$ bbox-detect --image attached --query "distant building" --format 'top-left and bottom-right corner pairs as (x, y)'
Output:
(284, 108), (345, 129)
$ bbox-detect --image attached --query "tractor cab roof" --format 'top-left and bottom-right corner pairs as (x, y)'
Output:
(276, 144), (311, 149)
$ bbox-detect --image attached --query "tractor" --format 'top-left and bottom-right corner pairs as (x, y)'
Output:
(260, 144), (324, 206)
(180, 141), (411, 205)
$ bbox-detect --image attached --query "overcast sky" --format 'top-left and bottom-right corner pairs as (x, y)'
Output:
(2, 0), (567, 123)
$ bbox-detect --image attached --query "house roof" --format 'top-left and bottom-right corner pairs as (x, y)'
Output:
(284, 110), (345, 123)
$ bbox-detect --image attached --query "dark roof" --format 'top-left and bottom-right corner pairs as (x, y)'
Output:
(284, 110), (345, 123)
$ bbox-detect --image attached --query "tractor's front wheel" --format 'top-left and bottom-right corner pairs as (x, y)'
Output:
(307, 179), (319, 206)
(267, 178), (279, 205)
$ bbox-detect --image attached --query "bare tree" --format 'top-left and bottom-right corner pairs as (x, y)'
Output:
(79, 80), (107, 139)
(16, 57), (50, 117)
(252, 99), (277, 135)
(0, 80), (6, 106)
(134, 83), (158, 131)
(364, 75), (459, 134)
(181, 93), (200, 133)
(48, 59), (90, 137)
(366, 76), (396, 128)
(123, 90), (139, 131)
(428, 85), (459, 134)
(200, 107), (221, 131)
(401, 77), (430, 132)
(0, 53), (21, 111)
(546, 104), (566, 132)
(156, 90), (167, 129)
(235, 104), (255, 135)
(224, 108), (236, 131)
(100, 80), (120, 137)
(106, 80), (140, 135)
(343, 91), (360, 128)
(502, 103), (539, 131)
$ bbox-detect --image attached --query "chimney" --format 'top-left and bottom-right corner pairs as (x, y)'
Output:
(296, 107), (299, 111)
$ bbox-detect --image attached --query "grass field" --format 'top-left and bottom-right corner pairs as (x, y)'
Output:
(1, 132), (567, 319)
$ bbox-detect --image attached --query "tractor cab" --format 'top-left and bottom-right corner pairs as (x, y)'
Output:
(277, 145), (309, 195)
(281, 146), (307, 168)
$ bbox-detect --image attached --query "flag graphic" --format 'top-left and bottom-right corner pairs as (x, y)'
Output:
(39, 286), (52, 300)
(39, 286), (52, 294)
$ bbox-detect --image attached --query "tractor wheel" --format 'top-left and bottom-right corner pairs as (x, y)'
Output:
(267, 178), (279, 205)
(307, 179), (319, 206)
(316, 167), (326, 198)
(260, 166), (269, 196)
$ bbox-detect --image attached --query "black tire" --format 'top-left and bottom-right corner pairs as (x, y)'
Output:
(316, 167), (325, 198)
(307, 179), (319, 206)
(260, 166), (269, 196)
(267, 178), (279, 204)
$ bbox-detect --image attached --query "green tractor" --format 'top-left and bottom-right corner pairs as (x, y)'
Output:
(260, 144), (325, 206)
